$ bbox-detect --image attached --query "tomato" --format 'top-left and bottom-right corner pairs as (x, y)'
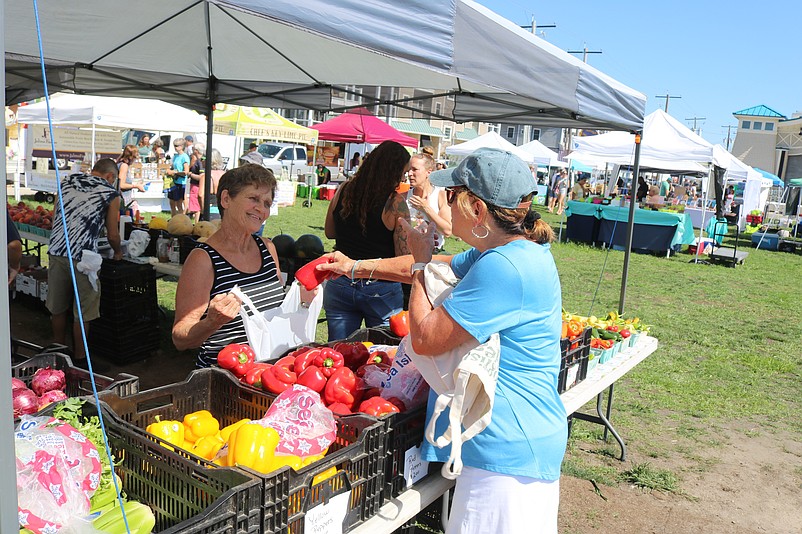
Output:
(389, 310), (410, 337)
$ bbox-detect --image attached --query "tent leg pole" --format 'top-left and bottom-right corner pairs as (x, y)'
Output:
(618, 133), (642, 316)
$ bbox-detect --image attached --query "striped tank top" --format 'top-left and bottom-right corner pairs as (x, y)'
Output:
(195, 236), (284, 367)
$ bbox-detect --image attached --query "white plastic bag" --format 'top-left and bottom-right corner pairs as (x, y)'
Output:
(76, 250), (103, 291)
(126, 229), (151, 258)
(231, 281), (323, 361)
(379, 337), (429, 410)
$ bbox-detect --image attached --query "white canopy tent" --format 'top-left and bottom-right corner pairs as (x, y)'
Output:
(518, 139), (563, 167)
(16, 93), (207, 132)
(713, 145), (772, 228)
(446, 131), (535, 163)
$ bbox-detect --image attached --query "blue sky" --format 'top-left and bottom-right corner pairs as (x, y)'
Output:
(476, 0), (801, 147)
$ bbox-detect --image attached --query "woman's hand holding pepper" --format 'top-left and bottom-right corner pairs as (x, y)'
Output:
(206, 292), (242, 328)
(317, 251), (355, 279)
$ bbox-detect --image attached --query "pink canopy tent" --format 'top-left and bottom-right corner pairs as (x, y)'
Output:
(311, 108), (419, 148)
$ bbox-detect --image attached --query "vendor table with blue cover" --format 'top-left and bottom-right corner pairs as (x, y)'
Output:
(565, 201), (695, 252)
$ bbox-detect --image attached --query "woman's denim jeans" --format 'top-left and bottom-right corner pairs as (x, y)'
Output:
(323, 276), (403, 341)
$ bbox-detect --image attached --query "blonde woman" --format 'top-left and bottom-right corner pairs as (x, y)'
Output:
(406, 152), (451, 251)
(116, 144), (144, 214)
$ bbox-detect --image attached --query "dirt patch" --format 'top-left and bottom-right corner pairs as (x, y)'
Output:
(559, 426), (802, 533)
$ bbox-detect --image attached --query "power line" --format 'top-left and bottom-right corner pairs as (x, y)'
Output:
(567, 44), (602, 64)
(685, 116), (706, 135)
(721, 125), (737, 151)
(655, 94), (681, 113)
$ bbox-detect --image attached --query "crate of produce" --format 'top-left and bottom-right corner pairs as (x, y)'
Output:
(341, 328), (429, 503)
(10, 339), (68, 363)
(40, 398), (262, 533)
(13, 352), (140, 400)
(97, 368), (386, 533)
(558, 327), (591, 393)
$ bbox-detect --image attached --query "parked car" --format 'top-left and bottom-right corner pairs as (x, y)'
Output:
(257, 142), (311, 177)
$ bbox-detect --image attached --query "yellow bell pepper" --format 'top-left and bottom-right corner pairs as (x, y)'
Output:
(183, 410), (220, 443)
(146, 416), (185, 450)
(191, 434), (225, 460)
(312, 466), (338, 486)
(219, 418), (252, 442)
(226, 423), (280, 473)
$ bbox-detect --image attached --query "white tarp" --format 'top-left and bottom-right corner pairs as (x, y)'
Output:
(16, 93), (207, 132)
(4, 0), (645, 131)
(518, 139), (562, 167)
(446, 131), (535, 163)
(569, 110), (713, 172)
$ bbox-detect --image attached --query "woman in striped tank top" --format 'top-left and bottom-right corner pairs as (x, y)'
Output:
(172, 164), (318, 367)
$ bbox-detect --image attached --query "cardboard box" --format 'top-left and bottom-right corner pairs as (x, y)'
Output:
(16, 274), (38, 297)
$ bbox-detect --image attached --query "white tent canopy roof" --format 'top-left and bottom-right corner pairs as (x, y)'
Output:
(569, 110), (713, 172)
(446, 131), (535, 163)
(518, 139), (562, 167)
(15, 93), (208, 132)
(5, 0), (645, 131)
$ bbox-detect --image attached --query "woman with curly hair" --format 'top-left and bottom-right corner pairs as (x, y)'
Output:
(323, 140), (411, 340)
(116, 144), (145, 213)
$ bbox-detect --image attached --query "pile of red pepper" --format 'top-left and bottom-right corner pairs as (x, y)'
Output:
(217, 342), (406, 417)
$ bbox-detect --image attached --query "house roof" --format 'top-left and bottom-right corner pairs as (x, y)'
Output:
(732, 105), (785, 119)
(455, 127), (479, 141)
(389, 118), (444, 137)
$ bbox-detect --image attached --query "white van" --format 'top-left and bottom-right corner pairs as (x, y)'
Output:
(257, 142), (310, 177)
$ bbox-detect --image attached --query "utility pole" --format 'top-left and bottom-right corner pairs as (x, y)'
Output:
(685, 116), (706, 135)
(722, 125), (736, 151)
(568, 44), (602, 64)
(520, 17), (556, 37)
(655, 94), (681, 113)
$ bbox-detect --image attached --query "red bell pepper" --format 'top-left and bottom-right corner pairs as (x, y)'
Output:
(293, 347), (320, 375)
(620, 329), (631, 339)
(242, 363), (272, 388)
(356, 362), (391, 378)
(389, 311), (410, 337)
(359, 397), (401, 417)
(217, 343), (256, 377)
(323, 367), (357, 409)
(274, 354), (296, 371)
(327, 402), (353, 415)
(386, 397), (406, 412)
(332, 342), (371, 370)
(297, 365), (327, 393)
(262, 365), (297, 394)
(366, 350), (393, 366)
(314, 347), (344, 378)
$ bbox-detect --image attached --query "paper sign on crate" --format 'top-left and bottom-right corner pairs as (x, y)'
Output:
(404, 445), (429, 488)
(304, 490), (350, 534)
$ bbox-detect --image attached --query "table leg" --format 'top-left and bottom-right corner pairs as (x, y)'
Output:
(571, 384), (627, 461)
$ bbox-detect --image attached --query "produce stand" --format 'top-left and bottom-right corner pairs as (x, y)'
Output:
(351, 335), (658, 533)
(17, 229), (48, 263)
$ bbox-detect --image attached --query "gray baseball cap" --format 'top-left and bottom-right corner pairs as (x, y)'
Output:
(430, 148), (536, 208)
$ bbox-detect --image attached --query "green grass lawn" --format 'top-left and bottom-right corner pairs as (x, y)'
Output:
(19, 193), (802, 488)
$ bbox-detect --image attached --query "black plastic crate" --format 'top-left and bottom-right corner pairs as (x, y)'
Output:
(179, 235), (199, 264)
(558, 327), (591, 394)
(345, 326), (402, 346)
(98, 293), (160, 325)
(88, 321), (160, 363)
(10, 339), (68, 364)
(98, 259), (157, 301)
(97, 368), (386, 533)
(41, 399), (262, 533)
(12, 352), (140, 400)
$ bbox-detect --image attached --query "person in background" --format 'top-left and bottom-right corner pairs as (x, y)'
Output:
(659, 175), (671, 197)
(349, 152), (361, 174)
(571, 175), (590, 200)
(6, 212), (22, 286)
(636, 175), (649, 202)
(724, 185), (735, 213)
(187, 142), (206, 222)
(436, 161), (447, 171)
(317, 148), (566, 534)
(166, 138), (190, 216)
(151, 138), (166, 163)
(184, 135), (195, 159)
(172, 165), (317, 367)
(137, 134), (152, 161)
(315, 164), (331, 185)
(46, 158), (121, 364)
(201, 148), (225, 216)
(323, 140), (411, 340)
(240, 142), (264, 166)
(407, 152), (451, 251)
(116, 144), (145, 214)
(554, 169), (569, 214)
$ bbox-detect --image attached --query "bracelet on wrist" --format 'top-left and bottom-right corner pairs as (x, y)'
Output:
(350, 259), (362, 280)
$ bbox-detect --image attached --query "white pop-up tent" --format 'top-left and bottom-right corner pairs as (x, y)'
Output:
(519, 139), (564, 167)
(16, 93), (207, 132)
(447, 131), (535, 163)
(713, 144), (773, 227)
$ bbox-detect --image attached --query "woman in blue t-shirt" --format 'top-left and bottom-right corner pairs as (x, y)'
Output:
(319, 148), (566, 534)
(166, 138), (190, 216)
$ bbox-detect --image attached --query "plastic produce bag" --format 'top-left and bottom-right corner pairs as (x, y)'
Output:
(126, 229), (151, 258)
(257, 385), (336, 458)
(15, 416), (102, 533)
(379, 337), (430, 410)
(232, 281), (323, 361)
(76, 250), (103, 291)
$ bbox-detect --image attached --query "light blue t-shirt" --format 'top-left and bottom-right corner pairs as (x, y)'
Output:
(420, 240), (567, 480)
(172, 152), (190, 186)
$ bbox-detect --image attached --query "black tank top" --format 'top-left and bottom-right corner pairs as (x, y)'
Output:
(195, 236), (284, 367)
(333, 195), (395, 260)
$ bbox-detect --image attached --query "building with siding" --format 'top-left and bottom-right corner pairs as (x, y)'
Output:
(731, 105), (802, 183)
